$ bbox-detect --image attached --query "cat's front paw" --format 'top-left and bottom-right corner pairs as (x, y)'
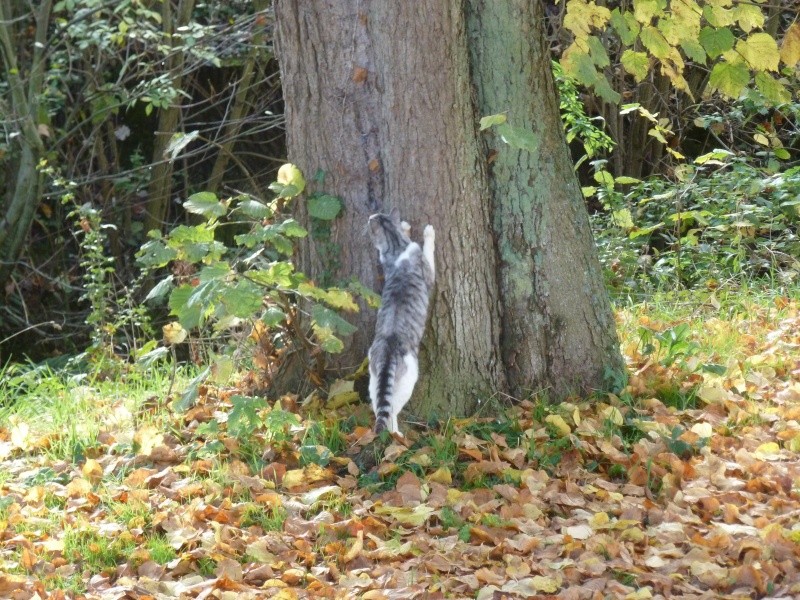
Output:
(423, 225), (435, 241)
(400, 221), (411, 236)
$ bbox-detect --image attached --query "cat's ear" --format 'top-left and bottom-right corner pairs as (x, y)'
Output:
(389, 207), (402, 223)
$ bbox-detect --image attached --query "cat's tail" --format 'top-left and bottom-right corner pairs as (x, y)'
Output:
(370, 336), (401, 434)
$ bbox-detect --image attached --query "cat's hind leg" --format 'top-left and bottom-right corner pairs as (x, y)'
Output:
(389, 353), (419, 435)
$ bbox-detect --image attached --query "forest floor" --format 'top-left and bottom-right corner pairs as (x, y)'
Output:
(1, 293), (800, 599)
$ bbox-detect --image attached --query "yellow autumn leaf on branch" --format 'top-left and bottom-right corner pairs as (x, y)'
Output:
(736, 32), (780, 71)
(780, 23), (800, 68)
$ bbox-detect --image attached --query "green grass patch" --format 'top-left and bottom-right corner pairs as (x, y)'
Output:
(239, 505), (287, 531)
(146, 534), (177, 564)
(63, 527), (137, 574)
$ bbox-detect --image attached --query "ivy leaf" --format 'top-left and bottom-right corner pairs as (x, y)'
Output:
(707, 61), (750, 99)
(699, 27), (734, 59)
(184, 192), (226, 218)
(621, 50), (650, 82)
(593, 170), (615, 187)
(781, 23), (800, 67)
(736, 33), (780, 72)
(308, 195), (342, 220)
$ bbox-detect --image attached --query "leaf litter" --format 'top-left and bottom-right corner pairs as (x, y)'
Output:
(1, 300), (800, 598)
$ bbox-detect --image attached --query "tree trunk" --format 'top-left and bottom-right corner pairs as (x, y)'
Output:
(274, 0), (622, 417)
(143, 0), (196, 234)
(0, 0), (52, 287)
(467, 0), (623, 399)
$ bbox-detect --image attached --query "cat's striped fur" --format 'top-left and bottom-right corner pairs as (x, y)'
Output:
(368, 209), (435, 435)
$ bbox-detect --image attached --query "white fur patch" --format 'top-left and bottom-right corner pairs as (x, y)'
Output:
(395, 242), (421, 266)
(388, 353), (419, 433)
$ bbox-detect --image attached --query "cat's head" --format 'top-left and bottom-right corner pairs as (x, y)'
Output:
(368, 208), (411, 264)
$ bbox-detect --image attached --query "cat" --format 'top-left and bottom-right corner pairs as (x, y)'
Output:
(367, 208), (435, 435)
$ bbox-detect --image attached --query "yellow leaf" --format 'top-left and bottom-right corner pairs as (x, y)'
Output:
(545, 414), (571, 437)
(690, 422), (713, 438)
(276, 163), (305, 193)
(590, 511), (610, 528)
(601, 405), (624, 426)
(134, 424), (163, 456)
(626, 588), (654, 599)
(732, 3), (764, 33)
(342, 529), (363, 563)
(327, 391), (360, 409)
(621, 50), (650, 82)
(428, 466), (452, 485)
(10, 421), (30, 450)
(373, 503), (435, 526)
(633, 0), (661, 24)
(737, 32), (780, 71)
(621, 526), (645, 542)
(564, 0), (612, 39)
(162, 321), (187, 344)
(753, 133), (770, 146)
(282, 468), (307, 489)
(754, 441), (781, 458)
(81, 459), (104, 484)
(781, 23), (800, 67)
(530, 575), (560, 593)
(565, 523), (593, 539)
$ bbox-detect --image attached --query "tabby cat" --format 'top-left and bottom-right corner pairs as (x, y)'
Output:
(367, 209), (435, 435)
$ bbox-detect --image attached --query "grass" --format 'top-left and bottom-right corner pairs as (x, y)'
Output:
(147, 534), (177, 565)
(63, 526), (137, 574)
(239, 505), (287, 531)
(0, 361), (199, 463)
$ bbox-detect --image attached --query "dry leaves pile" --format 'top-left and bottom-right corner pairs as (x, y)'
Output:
(1, 303), (800, 599)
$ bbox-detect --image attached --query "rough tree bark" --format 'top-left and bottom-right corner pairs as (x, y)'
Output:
(274, 0), (623, 418)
